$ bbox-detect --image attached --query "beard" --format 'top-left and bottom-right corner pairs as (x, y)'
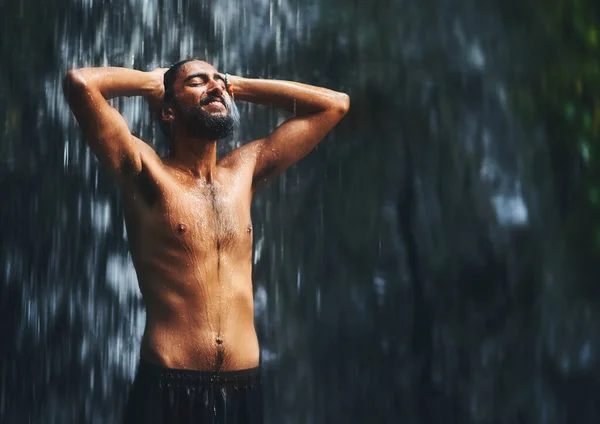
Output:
(177, 95), (236, 140)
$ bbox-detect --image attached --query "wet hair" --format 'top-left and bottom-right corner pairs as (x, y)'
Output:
(163, 58), (199, 103)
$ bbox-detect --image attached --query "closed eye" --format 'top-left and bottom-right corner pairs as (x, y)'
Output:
(187, 77), (205, 86)
(184, 72), (225, 89)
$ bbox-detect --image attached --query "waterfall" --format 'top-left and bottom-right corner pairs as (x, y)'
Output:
(2, 0), (599, 422)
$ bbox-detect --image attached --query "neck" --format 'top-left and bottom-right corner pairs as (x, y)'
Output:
(169, 129), (218, 180)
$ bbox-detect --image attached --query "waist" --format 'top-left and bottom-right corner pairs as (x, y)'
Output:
(140, 321), (260, 370)
(136, 359), (261, 384)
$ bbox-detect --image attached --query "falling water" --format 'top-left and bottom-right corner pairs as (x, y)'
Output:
(2, 0), (600, 422)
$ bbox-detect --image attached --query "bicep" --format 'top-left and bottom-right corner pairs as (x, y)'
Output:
(252, 109), (343, 188)
(63, 71), (144, 178)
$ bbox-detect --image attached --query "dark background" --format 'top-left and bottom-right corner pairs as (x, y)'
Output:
(1, 0), (600, 422)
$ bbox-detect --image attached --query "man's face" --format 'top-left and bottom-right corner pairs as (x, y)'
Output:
(171, 61), (235, 140)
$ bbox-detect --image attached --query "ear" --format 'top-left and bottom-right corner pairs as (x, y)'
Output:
(161, 105), (175, 124)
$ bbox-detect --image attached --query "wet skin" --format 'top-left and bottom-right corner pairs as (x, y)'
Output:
(122, 146), (259, 371)
(63, 60), (349, 371)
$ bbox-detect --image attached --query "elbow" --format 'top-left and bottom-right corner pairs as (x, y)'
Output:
(336, 93), (350, 116)
(62, 69), (87, 99)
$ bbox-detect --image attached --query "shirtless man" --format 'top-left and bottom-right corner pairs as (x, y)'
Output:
(62, 59), (349, 423)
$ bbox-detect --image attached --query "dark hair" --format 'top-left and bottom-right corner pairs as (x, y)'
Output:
(163, 58), (199, 102)
(158, 58), (199, 137)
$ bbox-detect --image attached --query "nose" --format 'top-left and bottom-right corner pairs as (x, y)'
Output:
(206, 79), (224, 97)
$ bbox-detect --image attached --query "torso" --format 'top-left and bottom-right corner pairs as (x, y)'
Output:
(121, 151), (259, 371)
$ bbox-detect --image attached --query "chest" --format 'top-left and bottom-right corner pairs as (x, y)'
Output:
(148, 181), (252, 250)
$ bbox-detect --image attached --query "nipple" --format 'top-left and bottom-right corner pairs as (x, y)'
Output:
(177, 223), (186, 234)
(246, 225), (252, 234)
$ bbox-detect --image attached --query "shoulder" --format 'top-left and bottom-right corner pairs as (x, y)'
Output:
(217, 141), (266, 193)
(219, 139), (263, 171)
(119, 141), (175, 204)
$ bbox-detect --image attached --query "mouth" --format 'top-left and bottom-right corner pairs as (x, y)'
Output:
(203, 101), (226, 113)
(201, 97), (225, 109)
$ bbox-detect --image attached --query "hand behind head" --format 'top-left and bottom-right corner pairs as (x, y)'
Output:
(145, 67), (168, 121)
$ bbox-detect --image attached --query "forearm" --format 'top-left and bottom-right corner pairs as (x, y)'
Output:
(229, 76), (349, 116)
(64, 67), (160, 100)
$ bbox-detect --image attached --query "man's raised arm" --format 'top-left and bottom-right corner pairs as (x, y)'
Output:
(62, 67), (164, 180)
(226, 76), (350, 188)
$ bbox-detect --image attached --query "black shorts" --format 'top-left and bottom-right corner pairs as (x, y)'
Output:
(122, 361), (263, 424)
